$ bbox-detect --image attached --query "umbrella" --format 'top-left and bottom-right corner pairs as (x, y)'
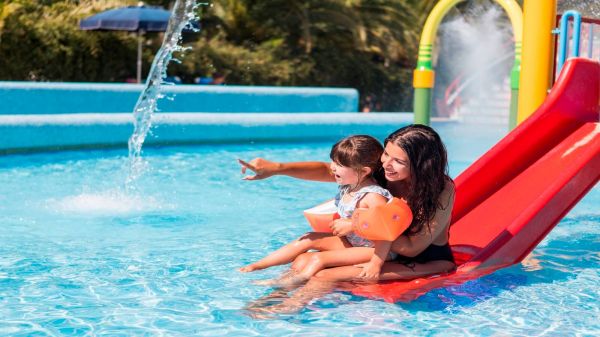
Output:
(80, 4), (197, 83)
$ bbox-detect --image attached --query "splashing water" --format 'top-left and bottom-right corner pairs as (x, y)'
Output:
(52, 190), (171, 215)
(126, 0), (201, 189)
(434, 3), (514, 122)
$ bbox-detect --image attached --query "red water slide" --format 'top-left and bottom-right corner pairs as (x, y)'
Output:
(353, 58), (600, 302)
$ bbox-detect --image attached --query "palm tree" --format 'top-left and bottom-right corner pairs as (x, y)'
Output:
(246, 0), (421, 61)
(350, 0), (420, 64)
(189, 0), (426, 109)
(0, 1), (20, 44)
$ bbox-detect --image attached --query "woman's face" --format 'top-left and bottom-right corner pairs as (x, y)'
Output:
(381, 142), (411, 182)
(330, 161), (361, 186)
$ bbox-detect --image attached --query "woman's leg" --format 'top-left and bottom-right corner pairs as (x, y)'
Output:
(267, 260), (456, 314)
(312, 259), (456, 282)
(239, 232), (351, 272)
(244, 284), (301, 312)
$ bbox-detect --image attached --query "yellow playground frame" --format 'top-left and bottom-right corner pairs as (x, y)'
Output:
(413, 0), (558, 129)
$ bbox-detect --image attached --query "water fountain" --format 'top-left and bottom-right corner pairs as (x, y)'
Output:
(126, 0), (201, 188)
(434, 2), (514, 124)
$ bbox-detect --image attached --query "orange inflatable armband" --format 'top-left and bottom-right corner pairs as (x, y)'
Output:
(352, 197), (413, 241)
(303, 199), (340, 232)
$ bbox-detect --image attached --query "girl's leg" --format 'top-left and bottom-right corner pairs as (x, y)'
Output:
(289, 251), (312, 271)
(239, 232), (351, 272)
(252, 252), (317, 286)
(265, 247), (375, 286)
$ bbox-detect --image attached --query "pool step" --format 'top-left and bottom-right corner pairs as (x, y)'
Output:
(0, 112), (413, 154)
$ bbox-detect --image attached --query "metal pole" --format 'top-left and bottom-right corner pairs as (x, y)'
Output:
(587, 23), (593, 59)
(137, 30), (144, 83)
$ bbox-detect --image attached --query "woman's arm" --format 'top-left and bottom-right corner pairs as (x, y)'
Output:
(391, 183), (455, 257)
(358, 240), (392, 281)
(238, 158), (335, 182)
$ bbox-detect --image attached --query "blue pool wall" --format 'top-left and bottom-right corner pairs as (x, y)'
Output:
(0, 81), (412, 154)
(0, 82), (358, 114)
(0, 113), (411, 153)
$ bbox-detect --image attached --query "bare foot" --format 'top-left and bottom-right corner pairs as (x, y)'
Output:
(262, 302), (301, 315)
(239, 263), (263, 272)
(244, 305), (278, 320)
(245, 299), (298, 318)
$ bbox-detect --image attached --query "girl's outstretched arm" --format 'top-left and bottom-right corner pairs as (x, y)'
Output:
(238, 158), (335, 182)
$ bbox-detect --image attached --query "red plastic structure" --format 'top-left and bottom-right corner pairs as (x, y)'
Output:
(352, 58), (600, 302)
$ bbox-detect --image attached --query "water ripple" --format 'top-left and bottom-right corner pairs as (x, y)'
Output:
(1, 142), (598, 336)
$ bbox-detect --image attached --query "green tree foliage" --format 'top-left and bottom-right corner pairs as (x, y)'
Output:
(0, 0), (434, 110)
(0, 0), (147, 81)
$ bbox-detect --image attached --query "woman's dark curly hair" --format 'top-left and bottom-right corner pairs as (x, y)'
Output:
(384, 125), (453, 235)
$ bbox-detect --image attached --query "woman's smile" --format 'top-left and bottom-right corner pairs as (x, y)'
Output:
(381, 143), (410, 181)
(384, 170), (397, 177)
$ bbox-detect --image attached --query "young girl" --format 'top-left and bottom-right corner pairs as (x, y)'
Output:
(239, 135), (396, 284)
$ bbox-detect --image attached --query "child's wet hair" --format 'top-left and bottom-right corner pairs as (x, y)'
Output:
(330, 135), (384, 178)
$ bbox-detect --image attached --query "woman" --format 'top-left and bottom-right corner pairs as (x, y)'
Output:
(239, 125), (456, 313)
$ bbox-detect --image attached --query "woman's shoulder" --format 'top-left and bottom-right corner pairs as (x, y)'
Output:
(439, 178), (456, 209)
(443, 178), (455, 195)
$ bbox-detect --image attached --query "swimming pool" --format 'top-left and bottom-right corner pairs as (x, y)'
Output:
(0, 123), (598, 336)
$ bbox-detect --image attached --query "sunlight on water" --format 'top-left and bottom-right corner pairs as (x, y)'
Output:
(50, 190), (171, 215)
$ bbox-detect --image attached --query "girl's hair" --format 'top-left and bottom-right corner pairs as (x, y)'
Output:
(384, 125), (453, 235)
(330, 135), (384, 186)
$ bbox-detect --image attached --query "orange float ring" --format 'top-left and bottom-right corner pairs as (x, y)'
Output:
(352, 198), (413, 241)
(303, 199), (338, 232)
(303, 198), (412, 240)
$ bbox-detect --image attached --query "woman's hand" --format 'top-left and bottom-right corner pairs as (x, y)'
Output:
(357, 262), (381, 281)
(330, 218), (353, 237)
(238, 158), (280, 180)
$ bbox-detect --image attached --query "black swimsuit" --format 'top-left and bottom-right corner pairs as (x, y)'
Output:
(395, 243), (455, 265)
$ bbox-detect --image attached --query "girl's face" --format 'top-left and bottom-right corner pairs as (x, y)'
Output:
(330, 161), (362, 186)
(381, 142), (411, 182)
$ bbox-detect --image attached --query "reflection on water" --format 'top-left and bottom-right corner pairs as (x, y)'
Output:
(521, 253), (543, 272)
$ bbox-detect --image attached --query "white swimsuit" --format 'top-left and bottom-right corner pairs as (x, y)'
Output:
(335, 184), (397, 259)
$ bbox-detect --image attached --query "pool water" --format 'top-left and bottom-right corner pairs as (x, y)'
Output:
(0, 124), (598, 336)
